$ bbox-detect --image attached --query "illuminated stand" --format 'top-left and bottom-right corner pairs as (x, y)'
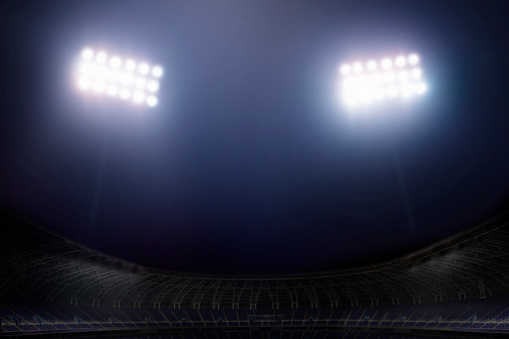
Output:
(75, 48), (163, 107)
(339, 53), (426, 107)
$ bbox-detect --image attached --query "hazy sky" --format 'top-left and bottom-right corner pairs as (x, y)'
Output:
(1, 0), (509, 274)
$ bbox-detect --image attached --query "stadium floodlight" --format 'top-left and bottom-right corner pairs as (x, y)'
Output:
(338, 52), (427, 107)
(75, 47), (163, 108)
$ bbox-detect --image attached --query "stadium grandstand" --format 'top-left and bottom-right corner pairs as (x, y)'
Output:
(2, 207), (509, 338)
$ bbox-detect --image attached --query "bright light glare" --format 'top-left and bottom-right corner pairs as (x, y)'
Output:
(398, 71), (409, 82)
(342, 78), (354, 89)
(110, 56), (122, 68)
(119, 88), (131, 100)
(358, 76), (369, 87)
(78, 77), (91, 90)
(93, 81), (106, 93)
(80, 63), (94, 76)
(401, 83), (414, 96)
(408, 53), (419, 65)
(370, 73), (381, 86)
(366, 60), (377, 71)
(387, 86), (399, 97)
(384, 72), (396, 84)
(147, 80), (159, 92)
(339, 52), (426, 108)
(344, 97), (357, 106)
(75, 47), (162, 108)
(139, 63), (150, 75)
(96, 51), (108, 63)
(361, 89), (373, 102)
(133, 91), (146, 104)
(374, 88), (386, 100)
(411, 68), (422, 79)
(152, 65), (164, 78)
(108, 70), (121, 83)
(125, 60), (136, 72)
(81, 48), (94, 60)
(340, 64), (351, 75)
(135, 78), (146, 89)
(395, 55), (406, 67)
(381, 58), (392, 69)
(94, 66), (108, 79)
(106, 85), (118, 96)
(415, 82), (427, 94)
(121, 74), (134, 86)
(147, 96), (158, 107)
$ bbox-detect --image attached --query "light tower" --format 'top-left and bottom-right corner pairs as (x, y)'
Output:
(337, 52), (427, 232)
(73, 46), (165, 229)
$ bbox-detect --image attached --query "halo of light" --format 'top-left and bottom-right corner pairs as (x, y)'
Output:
(401, 83), (415, 96)
(120, 73), (134, 86)
(343, 93), (359, 106)
(353, 62), (363, 73)
(109, 56), (122, 68)
(147, 96), (158, 107)
(78, 77), (91, 90)
(125, 60), (136, 72)
(119, 88), (131, 100)
(135, 78), (147, 89)
(81, 48), (94, 60)
(360, 88), (373, 102)
(93, 81), (106, 93)
(387, 86), (399, 98)
(147, 80), (160, 92)
(408, 53), (420, 65)
(398, 71), (409, 82)
(79, 63), (94, 77)
(107, 70), (121, 83)
(384, 72), (396, 84)
(76, 47), (165, 106)
(151, 65), (164, 78)
(343, 78), (356, 89)
(415, 82), (427, 94)
(370, 73), (381, 86)
(93, 66), (108, 79)
(345, 86), (370, 104)
(395, 56), (406, 67)
(138, 63), (150, 75)
(411, 68), (422, 79)
(374, 88), (386, 100)
(358, 75), (369, 87)
(340, 64), (351, 75)
(106, 85), (118, 96)
(366, 60), (377, 71)
(133, 91), (146, 104)
(381, 58), (392, 69)
(96, 51), (108, 63)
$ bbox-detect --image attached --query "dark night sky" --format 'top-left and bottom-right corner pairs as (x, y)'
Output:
(1, 0), (509, 274)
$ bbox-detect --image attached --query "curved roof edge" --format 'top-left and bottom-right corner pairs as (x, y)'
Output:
(2, 203), (508, 280)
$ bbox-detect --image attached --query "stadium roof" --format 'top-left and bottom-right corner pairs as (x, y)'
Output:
(2, 207), (509, 308)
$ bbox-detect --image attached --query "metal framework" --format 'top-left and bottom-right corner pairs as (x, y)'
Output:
(1, 208), (509, 309)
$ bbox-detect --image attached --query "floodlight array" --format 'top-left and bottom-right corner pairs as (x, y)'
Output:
(339, 53), (426, 107)
(76, 48), (163, 107)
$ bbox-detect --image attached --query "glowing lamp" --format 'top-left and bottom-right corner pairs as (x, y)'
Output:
(75, 47), (163, 108)
(338, 52), (427, 107)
